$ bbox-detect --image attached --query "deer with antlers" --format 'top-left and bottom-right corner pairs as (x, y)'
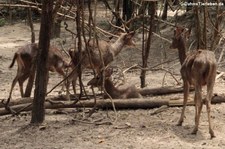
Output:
(8, 43), (70, 100)
(87, 68), (142, 99)
(170, 26), (217, 138)
(68, 31), (135, 94)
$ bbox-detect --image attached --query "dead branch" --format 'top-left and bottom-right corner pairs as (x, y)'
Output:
(0, 4), (39, 9)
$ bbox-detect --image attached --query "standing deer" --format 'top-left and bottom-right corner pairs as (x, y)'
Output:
(87, 68), (142, 99)
(170, 26), (217, 138)
(68, 31), (135, 94)
(8, 43), (70, 100)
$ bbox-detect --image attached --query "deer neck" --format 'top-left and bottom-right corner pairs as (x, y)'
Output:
(178, 38), (187, 65)
(110, 38), (126, 57)
(104, 79), (121, 98)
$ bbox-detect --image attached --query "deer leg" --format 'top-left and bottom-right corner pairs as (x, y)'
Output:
(8, 75), (20, 100)
(71, 71), (78, 95)
(65, 69), (78, 100)
(191, 84), (203, 135)
(24, 71), (35, 97)
(18, 79), (25, 97)
(72, 79), (76, 95)
(206, 77), (216, 138)
(177, 81), (190, 126)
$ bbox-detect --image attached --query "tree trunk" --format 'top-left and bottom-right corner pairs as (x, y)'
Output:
(210, 0), (223, 51)
(161, 0), (168, 20)
(30, 0), (54, 124)
(140, 1), (156, 88)
(122, 0), (133, 21)
(114, 0), (122, 26)
(194, 0), (205, 49)
(27, 7), (35, 43)
(51, 19), (61, 39)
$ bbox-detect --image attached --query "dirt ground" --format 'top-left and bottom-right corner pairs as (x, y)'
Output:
(1, 16), (225, 149)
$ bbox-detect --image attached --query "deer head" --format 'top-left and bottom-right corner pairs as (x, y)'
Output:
(87, 68), (113, 87)
(170, 26), (191, 49)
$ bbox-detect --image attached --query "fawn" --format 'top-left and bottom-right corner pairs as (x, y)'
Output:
(87, 68), (142, 99)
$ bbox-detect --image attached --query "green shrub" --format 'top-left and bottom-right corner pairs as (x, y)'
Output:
(0, 18), (6, 27)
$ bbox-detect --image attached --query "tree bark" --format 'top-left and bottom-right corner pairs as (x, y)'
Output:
(30, 0), (54, 124)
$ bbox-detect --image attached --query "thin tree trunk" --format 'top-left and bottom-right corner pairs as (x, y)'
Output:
(161, 0), (168, 20)
(27, 7), (35, 43)
(24, 7), (36, 97)
(122, 0), (133, 21)
(210, 0), (222, 51)
(203, 0), (207, 49)
(30, 0), (54, 124)
(140, 1), (156, 88)
(115, 0), (122, 26)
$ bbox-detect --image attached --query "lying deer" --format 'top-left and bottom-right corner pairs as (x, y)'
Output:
(68, 31), (135, 94)
(87, 68), (142, 99)
(170, 26), (217, 138)
(8, 43), (70, 100)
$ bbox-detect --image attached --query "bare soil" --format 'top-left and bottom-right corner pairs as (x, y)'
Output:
(1, 20), (225, 149)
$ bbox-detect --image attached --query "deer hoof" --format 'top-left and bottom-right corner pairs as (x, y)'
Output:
(191, 128), (198, 135)
(176, 120), (183, 126)
(209, 129), (215, 139)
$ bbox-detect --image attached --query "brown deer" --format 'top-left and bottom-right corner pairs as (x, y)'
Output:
(8, 43), (70, 100)
(68, 31), (135, 94)
(87, 68), (142, 99)
(170, 26), (217, 138)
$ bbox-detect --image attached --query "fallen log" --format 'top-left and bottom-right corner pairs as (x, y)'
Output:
(139, 86), (194, 96)
(0, 86), (192, 108)
(168, 94), (225, 106)
(0, 94), (96, 109)
(0, 98), (168, 116)
(0, 95), (68, 109)
(0, 94), (225, 116)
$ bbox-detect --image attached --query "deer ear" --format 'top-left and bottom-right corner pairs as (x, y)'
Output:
(68, 48), (75, 58)
(105, 68), (113, 77)
(184, 28), (191, 40)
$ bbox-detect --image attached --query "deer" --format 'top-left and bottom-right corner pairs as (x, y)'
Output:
(8, 42), (70, 100)
(87, 68), (142, 99)
(170, 26), (217, 138)
(68, 31), (136, 94)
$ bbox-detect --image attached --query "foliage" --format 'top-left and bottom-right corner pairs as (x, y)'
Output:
(0, 18), (6, 27)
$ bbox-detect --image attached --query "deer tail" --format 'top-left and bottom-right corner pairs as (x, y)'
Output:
(9, 53), (17, 68)
(9, 53), (25, 69)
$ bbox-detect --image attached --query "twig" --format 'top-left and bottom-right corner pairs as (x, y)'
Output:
(1, 99), (16, 114)
(122, 64), (138, 73)
(216, 72), (224, 80)
(150, 105), (169, 115)
(161, 68), (180, 86)
(14, 103), (32, 115)
(71, 118), (112, 125)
